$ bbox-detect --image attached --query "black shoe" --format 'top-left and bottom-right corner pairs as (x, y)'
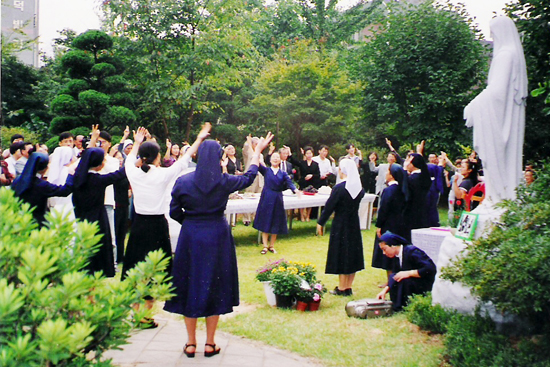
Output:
(329, 287), (345, 296)
(183, 344), (196, 358)
(204, 343), (221, 357)
(344, 288), (353, 296)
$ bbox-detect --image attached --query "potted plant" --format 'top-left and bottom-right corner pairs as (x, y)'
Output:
(308, 282), (327, 311)
(270, 265), (302, 308)
(256, 259), (288, 306)
(296, 281), (314, 311)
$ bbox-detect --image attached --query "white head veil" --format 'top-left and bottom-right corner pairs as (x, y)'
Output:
(47, 146), (75, 185)
(339, 158), (362, 199)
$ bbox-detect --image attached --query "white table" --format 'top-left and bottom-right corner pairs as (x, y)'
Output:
(411, 227), (452, 263)
(225, 193), (377, 230)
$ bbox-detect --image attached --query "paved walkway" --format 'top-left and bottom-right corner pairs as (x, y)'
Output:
(105, 311), (325, 367)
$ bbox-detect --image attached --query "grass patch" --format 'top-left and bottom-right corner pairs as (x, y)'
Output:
(219, 215), (447, 366)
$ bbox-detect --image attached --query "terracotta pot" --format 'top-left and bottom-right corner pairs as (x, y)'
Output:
(275, 294), (294, 309)
(308, 300), (321, 311)
(296, 300), (308, 312)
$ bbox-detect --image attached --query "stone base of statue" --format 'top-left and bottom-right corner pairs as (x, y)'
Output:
(432, 202), (532, 334)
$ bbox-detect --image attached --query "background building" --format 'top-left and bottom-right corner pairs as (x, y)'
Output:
(2, 0), (40, 67)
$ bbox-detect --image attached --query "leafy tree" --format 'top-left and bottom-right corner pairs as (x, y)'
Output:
(352, 0), (488, 157)
(49, 30), (137, 134)
(506, 0), (550, 162)
(1, 55), (51, 128)
(249, 40), (361, 150)
(0, 187), (173, 366)
(102, 0), (262, 142)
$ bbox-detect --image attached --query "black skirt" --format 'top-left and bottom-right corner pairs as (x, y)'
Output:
(121, 214), (173, 280)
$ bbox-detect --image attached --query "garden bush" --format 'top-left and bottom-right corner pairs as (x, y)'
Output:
(0, 188), (173, 366)
(404, 293), (456, 334)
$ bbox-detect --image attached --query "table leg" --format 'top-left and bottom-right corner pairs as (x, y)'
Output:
(288, 209), (293, 230)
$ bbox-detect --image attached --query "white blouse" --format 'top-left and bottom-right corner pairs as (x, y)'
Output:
(125, 153), (191, 215)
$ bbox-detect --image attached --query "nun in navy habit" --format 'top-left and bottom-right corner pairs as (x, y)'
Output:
(317, 159), (365, 296)
(72, 148), (127, 277)
(253, 152), (297, 254)
(426, 163), (444, 227)
(372, 163), (409, 270)
(404, 153), (432, 231)
(12, 152), (74, 227)
(164, 134), (272, 358)
(376, 232), (436, 311)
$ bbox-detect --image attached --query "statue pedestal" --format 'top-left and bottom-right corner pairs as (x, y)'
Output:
(432, 204), (523, 331)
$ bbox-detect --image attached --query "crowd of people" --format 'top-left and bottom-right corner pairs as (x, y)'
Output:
(0, 126), (538, 355)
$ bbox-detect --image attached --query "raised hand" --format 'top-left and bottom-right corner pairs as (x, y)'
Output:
(198, 123), (212, 141)
(255, 132), (274, 154)
(166, 139), (172, 150)
(123, 125), (130, 138)
(91, 124), (100, 140)
(134, 127), (147, 145)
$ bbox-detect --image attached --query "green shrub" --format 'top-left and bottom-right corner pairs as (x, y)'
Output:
(100, 105), (136, 129)
(50, 116), (80, 134)
(61, 50), (94, 79)
(1, 126), (39, 149)
(445, 312), (550, 367)
(51, 94), (81, 116)
(61, 80), (90, 98)
(78, 90), (110, 116)
(91, 63), (117, 78)
(0, 188), (173, 366)
(405, 293), (456, 334)
(441, 161), (550, 328)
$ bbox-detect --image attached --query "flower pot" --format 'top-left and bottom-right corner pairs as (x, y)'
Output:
(308, 300), (321, 311)
(296, 300), (309, 312)
(275, 294), (294, 309)
(262, 281), (277, 307)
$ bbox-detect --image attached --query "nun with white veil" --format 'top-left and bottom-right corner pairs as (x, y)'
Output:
(47, 146), (77, 219)
(317, 158), (365, 296)
(464, 16), (528, 204)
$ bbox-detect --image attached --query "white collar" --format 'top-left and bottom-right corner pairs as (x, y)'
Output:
(271, 167), (279, 174)
(411, 169), (421, 175)
(396, 245), (403, 267)
(388, 180), (398, 186)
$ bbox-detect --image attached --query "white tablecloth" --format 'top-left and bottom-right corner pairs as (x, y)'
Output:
(411, 228), (452, 263)
(225, 193), (377, 230)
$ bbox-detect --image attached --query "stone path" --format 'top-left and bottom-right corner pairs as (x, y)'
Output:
(105, 312), (325, 367)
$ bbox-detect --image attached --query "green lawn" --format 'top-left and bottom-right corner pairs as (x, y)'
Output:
(218, 211), (448, 367)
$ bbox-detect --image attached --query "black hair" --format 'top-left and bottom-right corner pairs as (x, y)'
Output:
(370, 151), (379, 160)
(99, 131), (112, 143)
(345, 143), (355, 150)
(319, 145), (329, 151)
(464, 160), (479, 184)
(10, 142), (24, 155)
(10, 134), (24, 143)
(303, 146), (314, 154)
(138, 142), (160, 173)
(59, 131), (74, 141)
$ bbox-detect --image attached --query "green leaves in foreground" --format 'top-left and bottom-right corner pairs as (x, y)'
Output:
(0, 187), (174, 366)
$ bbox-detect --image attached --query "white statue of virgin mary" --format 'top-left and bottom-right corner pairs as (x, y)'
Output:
(464, 16), (528, 204)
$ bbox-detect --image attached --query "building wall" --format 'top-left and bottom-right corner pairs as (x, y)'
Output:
(2, 0), (40, 67)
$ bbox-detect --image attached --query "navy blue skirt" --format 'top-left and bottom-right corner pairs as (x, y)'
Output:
(164, 215), (239, 318)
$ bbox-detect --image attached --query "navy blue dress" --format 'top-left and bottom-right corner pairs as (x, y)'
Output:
(164, 166), (259, 318)
(318, 182), (365, 275)
(372, 183), (409, 269)
(253, 165), (296, 235)
(388, 245), (436, 310)
(72, 168), (127, 277)
(16, 176), (74, 226)
(426, 164), (444, 227)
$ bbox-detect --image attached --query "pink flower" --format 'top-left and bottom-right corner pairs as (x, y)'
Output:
(314, 283), (323, 291)
(313, 293), (320, 302)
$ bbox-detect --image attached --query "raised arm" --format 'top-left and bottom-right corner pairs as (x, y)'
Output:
(182, 123), (212, 160)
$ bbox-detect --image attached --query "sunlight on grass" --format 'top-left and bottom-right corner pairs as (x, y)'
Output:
(219, 213), (448, 366)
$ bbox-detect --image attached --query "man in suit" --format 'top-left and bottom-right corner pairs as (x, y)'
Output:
(278, 147), (294, 180)
(376, 232), (436, 311)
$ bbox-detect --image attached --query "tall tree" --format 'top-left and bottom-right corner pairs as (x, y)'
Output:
(506, 0), (550, 162)
(353, 0), (488, 156)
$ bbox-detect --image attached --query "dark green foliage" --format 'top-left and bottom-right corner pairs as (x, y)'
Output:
(0, 188), (173, 366)
(50, 94), (81, 116)
(442, 162), (550, 326)
(91, 63), (117, 78)
(100, 106), (137, 129)
(1, 55), (50, 127)
(49, 116), (80, 134)
(405, 293), (455, 334)
(78, 90), (110, 115)
(103, 75), (127, 93)
(211, 124), (245, 145)
(61, 50), (95, 79)
(45, 136), (60, 152)
(72, 30), (114, 61)
(61, 79), (90, 98)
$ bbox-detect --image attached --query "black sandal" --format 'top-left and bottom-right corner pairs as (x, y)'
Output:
(260, 248), (268, 254)
(183, 344), (196, 358)
(204, 343), (221, 357)
(268, 247), (277, 254)
(138, 317), (158, 329)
